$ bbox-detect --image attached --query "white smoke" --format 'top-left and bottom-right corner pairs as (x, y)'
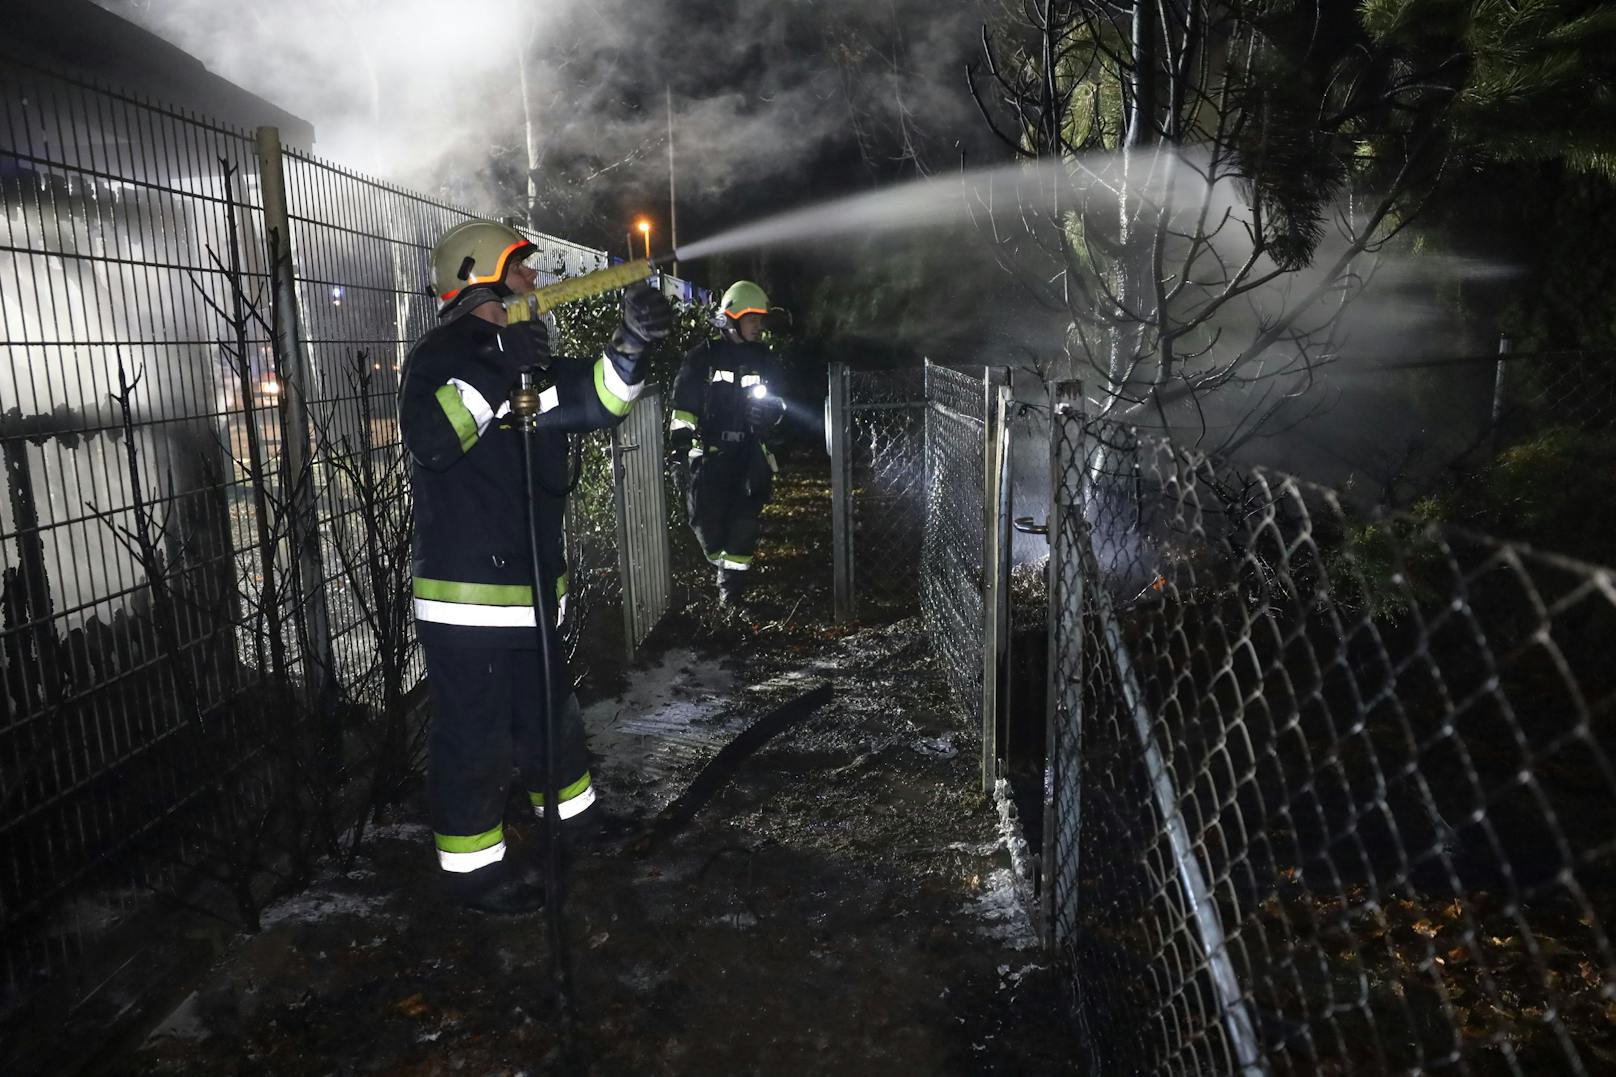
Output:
(95, 0), (995, 241)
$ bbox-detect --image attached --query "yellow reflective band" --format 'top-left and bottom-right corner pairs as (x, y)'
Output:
(531, 774), (597, 819)
(435, 384), (479, 453)
(529, 772), (592, 806)
(413, 578), (534, 606)
(435, 823), (504, 853)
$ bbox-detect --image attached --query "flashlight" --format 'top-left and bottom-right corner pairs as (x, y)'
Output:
(751, 384), (769, 399)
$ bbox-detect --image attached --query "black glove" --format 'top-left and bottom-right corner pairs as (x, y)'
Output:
(613, 283), (673, 356)
(744, 393), (786, 431)
(667, 430), (694, 496)
(496, 318), (551, 369)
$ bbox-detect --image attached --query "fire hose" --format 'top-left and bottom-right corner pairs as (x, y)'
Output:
(510, 367), (576, 1025)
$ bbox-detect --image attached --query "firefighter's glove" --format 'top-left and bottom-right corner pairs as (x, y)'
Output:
(667, 431), (695, 496)
(496, 318), (551, 370)
(745, 393), (786, 431)
(612, 283), (673, 357)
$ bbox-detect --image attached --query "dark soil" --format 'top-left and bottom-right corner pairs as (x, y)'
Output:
(125, 457), (1082, 1075)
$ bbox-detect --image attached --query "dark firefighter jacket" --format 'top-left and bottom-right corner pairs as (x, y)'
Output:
(669, 336), (780, 467)
(399, 313), (644, 648)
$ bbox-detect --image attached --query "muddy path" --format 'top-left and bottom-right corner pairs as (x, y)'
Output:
(130, 458), (1081, 1075)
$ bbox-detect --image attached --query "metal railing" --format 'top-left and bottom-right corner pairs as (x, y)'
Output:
(1040, 382), (1616, 1075)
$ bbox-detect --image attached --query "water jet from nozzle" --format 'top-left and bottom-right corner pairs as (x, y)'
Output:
(669, 158), (1090, 265)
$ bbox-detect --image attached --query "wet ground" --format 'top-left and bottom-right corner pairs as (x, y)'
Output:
(127, 460), (1082, 1075)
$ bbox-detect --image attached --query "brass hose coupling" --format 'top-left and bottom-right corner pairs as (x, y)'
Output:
(510, 368), (549, 426)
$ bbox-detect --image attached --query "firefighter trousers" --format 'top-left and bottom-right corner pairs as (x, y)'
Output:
(686, 444), (773, 574)
(422, 645), (594, 874)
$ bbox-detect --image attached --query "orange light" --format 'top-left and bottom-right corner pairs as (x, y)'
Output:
(636, 219), (651, 234)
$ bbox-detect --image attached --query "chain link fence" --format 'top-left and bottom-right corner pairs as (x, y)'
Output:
(1042, 382), (1616, 1075)
(920, 361), (989, 728)
(831, 364), (925, 620)
(0, 56), (641, 1044)
(1494, 348), (1616, 437)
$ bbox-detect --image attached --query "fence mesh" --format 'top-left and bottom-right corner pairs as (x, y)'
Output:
(847, 365), (924, 619)
(1497, 349), (1616, 438)
(920, 362), (987, 725)
(1, 60), (278, 1001)
(1045, 393), (1616, 1075)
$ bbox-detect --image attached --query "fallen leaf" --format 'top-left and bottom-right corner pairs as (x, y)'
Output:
(396, 993), (430, 1018)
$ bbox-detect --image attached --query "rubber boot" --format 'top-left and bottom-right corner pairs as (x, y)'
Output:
(535, 802), (632, 853)
(718, 568), (750, 606)
(445, 858), (545, 915)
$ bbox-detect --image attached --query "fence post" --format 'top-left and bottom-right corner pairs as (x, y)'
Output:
(1489, 333), (1513, 455)
(254, 126), (334, 699)
(1, 441), (61, 712)
(828, 362), (855, 621)
(1062, 387), (1266, 1075)
(1041, 380), (1083, 948)
(611, 421), (637, 660)
(980, 368), (1012, 792)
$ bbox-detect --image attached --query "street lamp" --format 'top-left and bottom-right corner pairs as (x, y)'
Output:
(635, 218), (652, 260)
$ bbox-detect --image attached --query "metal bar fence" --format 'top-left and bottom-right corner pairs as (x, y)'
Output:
(1043, 385), (1616, 1075)
(611, 392), (672, 658)
(0, 56), (640, 1036)
(2, 58), (279, 1006)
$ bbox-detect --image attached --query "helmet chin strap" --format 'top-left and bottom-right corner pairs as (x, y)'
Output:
(439, 284), (505, 322)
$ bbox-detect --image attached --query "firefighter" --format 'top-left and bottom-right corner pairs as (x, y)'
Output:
(668, 280), (787, 605)
(400, 219), (671, 913)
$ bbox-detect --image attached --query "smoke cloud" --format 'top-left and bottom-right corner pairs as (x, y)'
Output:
(95, 0), (996, 247)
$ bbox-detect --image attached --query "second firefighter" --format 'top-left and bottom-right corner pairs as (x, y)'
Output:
(669, 280), (787, 605)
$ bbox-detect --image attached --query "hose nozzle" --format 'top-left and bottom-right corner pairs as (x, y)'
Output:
(505, 256), (669, 323)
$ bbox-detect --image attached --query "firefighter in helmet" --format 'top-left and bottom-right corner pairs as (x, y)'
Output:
(668, 280), (787, 605)
(400, 219), (672, 913)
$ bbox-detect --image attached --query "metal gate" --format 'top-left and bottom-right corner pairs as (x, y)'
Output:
(827, 362), (926, 621)
(611, 391), (673, 656)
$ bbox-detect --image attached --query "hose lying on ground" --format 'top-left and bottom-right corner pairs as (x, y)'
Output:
(628, 681), (834, 855)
